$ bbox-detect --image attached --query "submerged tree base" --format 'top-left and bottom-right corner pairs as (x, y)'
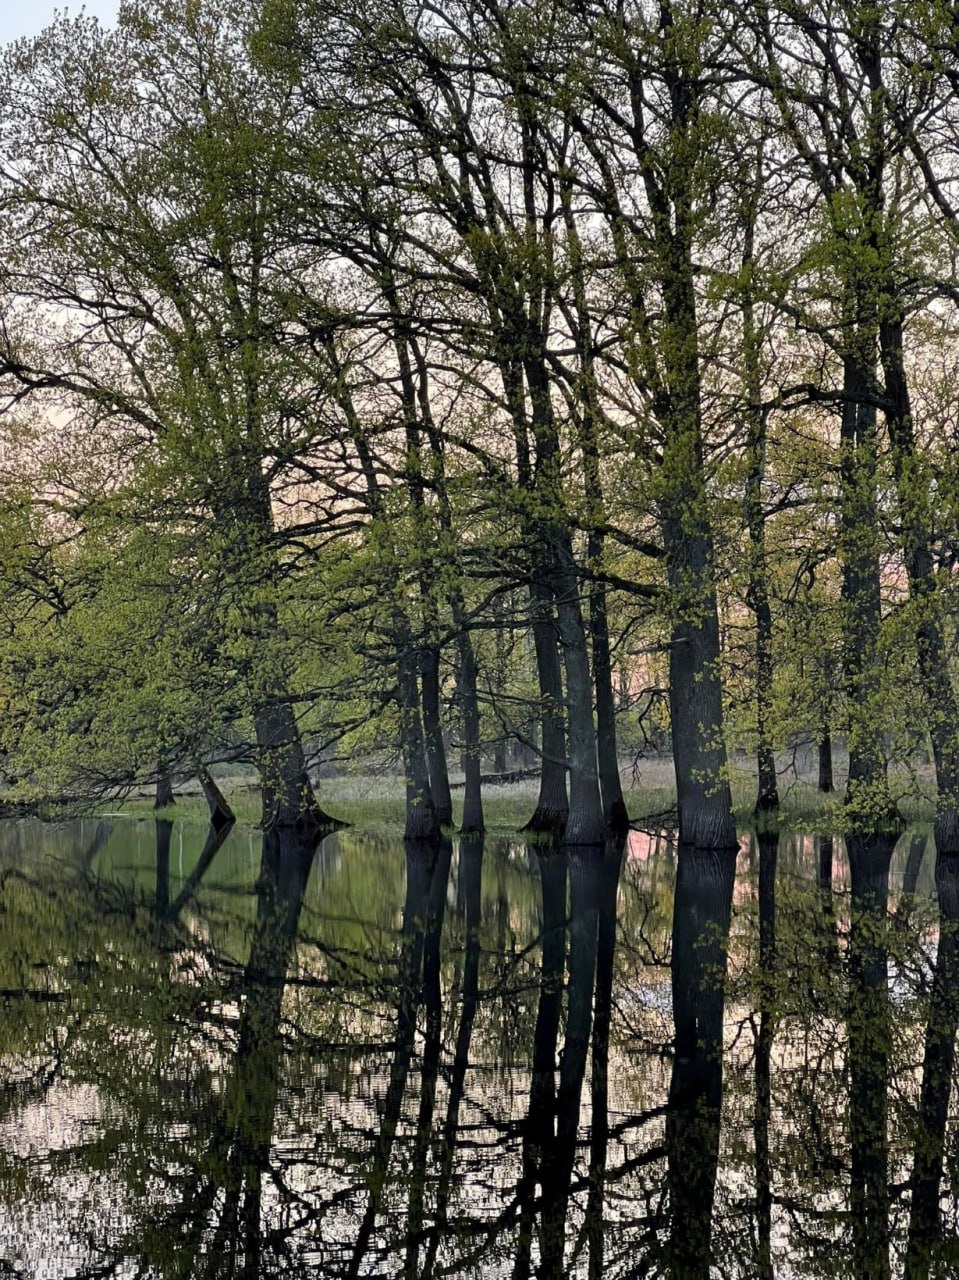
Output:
(520, 804), (568, 840)
(678, 806), (739, 852)
(605, 798), (630, 838)
(934, 808), (959, 858)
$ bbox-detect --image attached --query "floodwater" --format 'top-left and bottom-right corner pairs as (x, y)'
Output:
(0, 816), (954, 1278)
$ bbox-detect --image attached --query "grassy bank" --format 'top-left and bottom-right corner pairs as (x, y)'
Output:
(103, 756), (938, 834)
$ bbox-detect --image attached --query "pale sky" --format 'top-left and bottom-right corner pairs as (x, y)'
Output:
(0, 1), (119, 47)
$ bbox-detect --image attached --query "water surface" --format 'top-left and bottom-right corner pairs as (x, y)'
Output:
(0, 817), (954, 1277)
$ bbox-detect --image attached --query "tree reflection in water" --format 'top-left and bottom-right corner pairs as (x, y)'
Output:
(3, 820), (959, 1275)
(664, 846), (736, 1279)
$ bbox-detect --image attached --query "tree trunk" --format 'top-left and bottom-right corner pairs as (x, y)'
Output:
(454, 617), (485, 836)
(559, 172), (627, 835)
(550, 530), (605, 846)
(196, 763), (236, 831)
(880, 314), (959, 855)
(522, 579), (569, 838)
(590, 571), (627, 833)
(420, 641), (453, 828)
(253, 697), (337, 832)
(397, 634), (439, 842)
(818, 727), (834, 794)
(658, 221), (736, 851)
(838, 337), (895, 829)
(663, 528), (737, 850)
(155, 766), (175, 809)
(741, 176), (780, 818)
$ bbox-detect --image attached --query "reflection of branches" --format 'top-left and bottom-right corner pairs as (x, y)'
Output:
(347, 838), (452, 1280)
(163, 818), (235, 919)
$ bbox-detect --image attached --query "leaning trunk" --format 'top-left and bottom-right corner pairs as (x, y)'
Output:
(195, 763), (235, 830)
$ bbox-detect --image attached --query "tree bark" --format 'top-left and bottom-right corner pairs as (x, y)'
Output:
(397, 634), (440, 842)
(560, 170), (627, 834)
(664, 529), (738, 850)
(522, 580), (569, 838)
(880, 313), (959, 855)
(155, 766), (175, 810)
(838, 345), (895, 828)
(253, 697), (337, 832)
(656, 145), (736, 851)
(196, 763), (235, 831)
(420, 642), (453, 828)
(550, 529), (605, 846)
(740, 158), (780, 818)
(454, 619), (485, 836)
(818, 727), (834, 794)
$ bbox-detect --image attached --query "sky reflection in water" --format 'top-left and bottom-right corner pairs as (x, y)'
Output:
(0, 817), (955, 1278)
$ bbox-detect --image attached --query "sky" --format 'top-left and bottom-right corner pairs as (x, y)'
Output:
(0, 1), (119, 47)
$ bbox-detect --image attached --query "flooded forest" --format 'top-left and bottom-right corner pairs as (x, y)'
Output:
(1, 0), (959, 1275)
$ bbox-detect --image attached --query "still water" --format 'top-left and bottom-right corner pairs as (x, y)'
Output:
(0, 817), (954, 1278)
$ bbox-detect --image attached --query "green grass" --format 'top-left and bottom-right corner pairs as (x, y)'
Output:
(102, 762), (938, 836)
